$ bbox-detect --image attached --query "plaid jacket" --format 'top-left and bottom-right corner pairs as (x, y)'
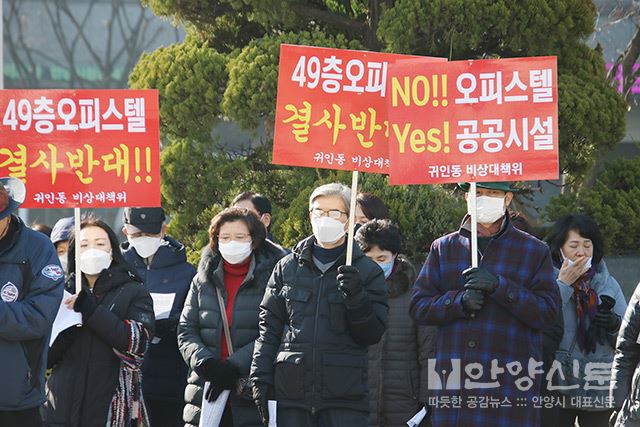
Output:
(410, 215), (560, 427)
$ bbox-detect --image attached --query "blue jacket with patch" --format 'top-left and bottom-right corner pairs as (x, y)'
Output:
(121, 236), (196, 401)
(0, 215), (64, 410)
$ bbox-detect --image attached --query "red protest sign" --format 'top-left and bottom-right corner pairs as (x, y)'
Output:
(272, 44), (445, 173)
(0, 89), (160, 208)
(387, 57), (559, 185)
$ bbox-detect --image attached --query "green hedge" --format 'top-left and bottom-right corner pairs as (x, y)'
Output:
(271, 172), (466, 265)
(544, 157), (640, 254)
(164, 151), (467, 266)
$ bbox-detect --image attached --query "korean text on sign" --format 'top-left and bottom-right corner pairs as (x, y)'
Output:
(273, 44), (445, 173)
(386, 56), (559, 185)
(0, 90), (160, 208)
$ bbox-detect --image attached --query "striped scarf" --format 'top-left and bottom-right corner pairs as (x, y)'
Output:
(571, 266), (598, 352)
(107, 320), (150, 427)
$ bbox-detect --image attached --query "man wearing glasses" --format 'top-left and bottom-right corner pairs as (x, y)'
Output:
(250, 182), (389, 427)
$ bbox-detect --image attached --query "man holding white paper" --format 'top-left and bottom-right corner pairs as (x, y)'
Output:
(122, 206), (196, 427)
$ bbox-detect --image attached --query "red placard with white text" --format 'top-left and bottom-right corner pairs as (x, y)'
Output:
(0, 90), (160, 208)
(387, 57), (559, 185)
(273, 44), (445, 173)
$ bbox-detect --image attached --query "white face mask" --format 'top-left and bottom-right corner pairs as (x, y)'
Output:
(129, 235), (163, 258)
(378, 258), (396, 279)
(219, 240), (253, 265)
(80, 248), (112, 275)
(311, 216), (346, 244)
(58, 252), (68, 273)
(468, 195), (506, 224)
(560, 249), (592, 272)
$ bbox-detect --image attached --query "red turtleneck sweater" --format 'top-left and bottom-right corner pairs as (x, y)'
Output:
(220, 258), (250, 360)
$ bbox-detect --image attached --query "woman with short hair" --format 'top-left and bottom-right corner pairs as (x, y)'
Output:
(355, 219), (434, 427)
(545, 214), (626, 427)
(178, 207), (287, 427)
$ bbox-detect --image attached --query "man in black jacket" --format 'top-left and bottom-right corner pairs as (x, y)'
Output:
(121, 207), (196, 427)
(250, 183), (389, 427)
(0, 177), (64, 427)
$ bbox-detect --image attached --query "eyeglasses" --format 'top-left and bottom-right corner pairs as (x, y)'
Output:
(309, 208), (347, 220)
(218, 233), (251, 243)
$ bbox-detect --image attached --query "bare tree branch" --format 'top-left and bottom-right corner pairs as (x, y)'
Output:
(4, 0), (181, 89)
(57, 1), (106, 69)
(600, 0), (640, 104)
(621, 26), (640, 101)
(43, 1), (80, 85)
(104, 0), (121, 82)
(4, 1), (37, 86)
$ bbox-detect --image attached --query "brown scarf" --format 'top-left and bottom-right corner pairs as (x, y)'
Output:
(571, 267), (598, 352)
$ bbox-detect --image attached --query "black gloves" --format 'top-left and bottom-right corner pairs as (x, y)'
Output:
(73, 289), (99, 318)
(462, 267), (499, 294)
(460, 267), (498, 316)
(337, 265), (364, 299)
(195, 358), (240, 401)
(154, 318), (178, 337)
(461, 289), (485, 314)
(204, 382), (225, 402)
(253, 381), (271, 426)
(593, 306), (620, 332)
(588, 296), (620, 350)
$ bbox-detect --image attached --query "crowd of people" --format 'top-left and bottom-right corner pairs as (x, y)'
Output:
(1, 175), (640, 427)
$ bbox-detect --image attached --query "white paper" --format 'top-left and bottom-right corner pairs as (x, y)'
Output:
(50, 291), (82, 347)
(268, 400), (277, 427)
(150, 292), (175, 320)
(198, 384), (230, 427)
(407, 407), (428, 427)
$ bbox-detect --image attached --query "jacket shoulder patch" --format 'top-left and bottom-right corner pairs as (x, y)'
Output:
(42, 264), (64, 281)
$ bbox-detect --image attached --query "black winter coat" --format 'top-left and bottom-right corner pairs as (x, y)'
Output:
(42, 264), (155, 427)
(121, 236), (196, 402)
(250, 236), (389, 414)
(0, 217), (64, 411)
(368, 255), (435, 427)
(178, 240), (287, 427)
(611, 283), (640, 426)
